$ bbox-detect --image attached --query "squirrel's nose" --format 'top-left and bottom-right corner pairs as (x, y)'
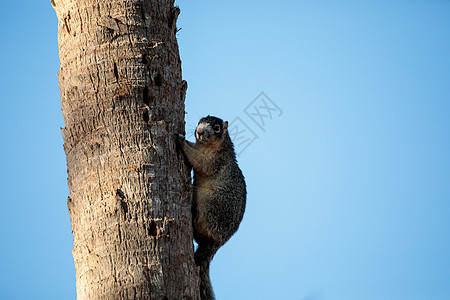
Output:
(197, 129), (205, 136)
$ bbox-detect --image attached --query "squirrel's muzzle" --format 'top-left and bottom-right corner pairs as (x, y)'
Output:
(195, 123), (212, 142)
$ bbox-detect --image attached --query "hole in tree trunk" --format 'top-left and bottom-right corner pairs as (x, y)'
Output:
(143, 86), (149, 105)
(154, 73), (162, 86)
(121, 201), (128, 214)
(143, 110), (149, 122)
(149, 220), (158, 236)
(113, 62), (119, 80)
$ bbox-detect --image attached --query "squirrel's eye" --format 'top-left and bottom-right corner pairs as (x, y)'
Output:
(213, 125), (221, 133)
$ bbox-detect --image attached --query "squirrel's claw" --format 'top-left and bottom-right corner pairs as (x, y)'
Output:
(175, 133), (185, 151)
(175, 133), (185, 142)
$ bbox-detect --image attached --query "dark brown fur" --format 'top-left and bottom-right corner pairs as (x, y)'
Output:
(177, 116), (246, 300)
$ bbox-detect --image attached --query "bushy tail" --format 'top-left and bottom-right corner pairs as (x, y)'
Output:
(195, 242), (221, 300)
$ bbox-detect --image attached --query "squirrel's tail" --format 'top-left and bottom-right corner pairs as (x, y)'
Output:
(194, 241), (221, 300)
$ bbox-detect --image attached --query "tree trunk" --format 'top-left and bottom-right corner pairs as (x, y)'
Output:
(53, 0), (199, 298)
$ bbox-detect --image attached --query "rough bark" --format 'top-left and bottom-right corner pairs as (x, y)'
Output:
(53, 0), (199, 298)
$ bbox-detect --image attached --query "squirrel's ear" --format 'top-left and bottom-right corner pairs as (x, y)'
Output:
(223, 121), (228, 131)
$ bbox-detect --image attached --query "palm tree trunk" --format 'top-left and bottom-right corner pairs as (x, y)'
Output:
(53, 0), (199, 298)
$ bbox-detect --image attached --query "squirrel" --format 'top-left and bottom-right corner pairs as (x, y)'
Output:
(176, 115), (246, 300)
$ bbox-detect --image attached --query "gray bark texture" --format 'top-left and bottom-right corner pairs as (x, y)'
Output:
(53, 0), (199, 298)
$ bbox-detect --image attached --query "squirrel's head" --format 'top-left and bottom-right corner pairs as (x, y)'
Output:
(195, 115), (229, 147)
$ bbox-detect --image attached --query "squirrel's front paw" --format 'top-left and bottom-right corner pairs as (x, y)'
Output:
(175, 133), (185, 148)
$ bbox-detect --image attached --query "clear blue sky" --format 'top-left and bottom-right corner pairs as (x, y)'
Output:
(0, 1), (449, 299)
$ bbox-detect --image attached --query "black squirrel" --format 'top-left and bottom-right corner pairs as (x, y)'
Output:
(177, 115), (246, 300)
